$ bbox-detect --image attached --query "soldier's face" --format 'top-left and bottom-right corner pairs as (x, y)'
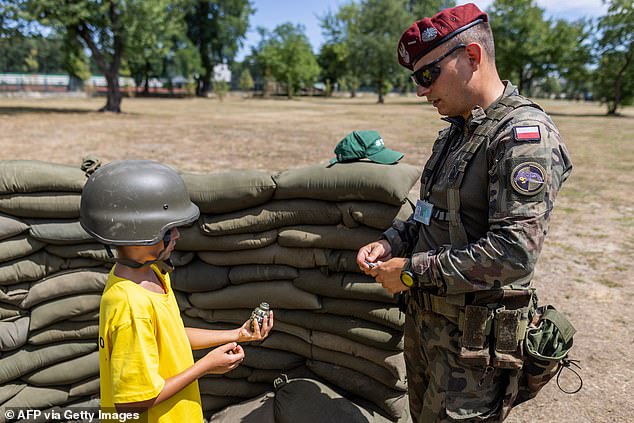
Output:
(413, 43), (471, 117)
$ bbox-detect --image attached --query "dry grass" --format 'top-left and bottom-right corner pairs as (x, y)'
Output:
(1, 94), (633, 422)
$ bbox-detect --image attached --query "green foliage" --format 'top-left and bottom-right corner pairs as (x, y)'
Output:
(256, 23), (320, 98)
(317, 42), (348, 95)
(239, 68), (254, 91)
(213, 79), (229, 100)
(185, 0), (254, 96)
(0, 33), (66, 73)
(594, 0), (634, 114)
(406, 0), (456, 18)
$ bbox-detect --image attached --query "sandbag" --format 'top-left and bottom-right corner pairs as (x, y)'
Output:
(273, 376), (376, 423)
(224, 365), (253, 380)
(0, 160), (85, 194)
(320, 298), (405, 330)
(184, 308), (250, 325)
(209, 391), (275, 423)
(198, 376), (271, 398)
(21, 350), (99, 386)
(328, 250), (364, 273)
(0, 192), (81, 218)
(275, 310), (403, 351)
(27, 219), (93, 245)
(69, 376), (100, 398)
(201, 395), (246, 414)
(0, 303), (26, 321)
(338, 201), (414, 230)
(0, 316), (29, 351)
(0, 382), (25, 404)
(201, 200), (341, 235)
(29, 294), (102, 331)
(170, 259), (229, 293)
(45, 243), (112, 261)
(241, 345), (305, 370)
(174, 290), (192, 312)
(198, 244), (328, 268)
(189, 281), (321, 310)
(278, 225), (382, 251)
(311, 331), (406, 383)
(0, 386), (69, 416)
(229, 264), (299, 285)
(181, 170), (276, 214)
(169, 250), (195, 267)
(20, 268), (108, 309)
(28, 321), (99, 346)
(0, 234), (45, 262)
(0, 251), (102, 286)
(259, 331), (312, 359)
(177, 226), (278, 251)
(0, 341), (96, 384)
(0, 213), (29, 241)
(307, 360), (409, 422)
(0, 282), (29, 306)
(293, 269), (395, 303)
(272, 162), (420, 206)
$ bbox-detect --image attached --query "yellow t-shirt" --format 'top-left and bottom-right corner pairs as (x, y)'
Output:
(99, 264), (203, 423)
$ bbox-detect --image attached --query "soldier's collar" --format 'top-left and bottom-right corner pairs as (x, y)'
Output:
(441, 115), (465, 127)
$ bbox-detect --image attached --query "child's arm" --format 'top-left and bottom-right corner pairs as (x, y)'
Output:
(185, 311), (273, 349)
(114, 342), (244, 414)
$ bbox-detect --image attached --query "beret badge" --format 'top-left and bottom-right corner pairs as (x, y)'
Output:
(421, 27), (438, 42)
(399, 42), (410, 64)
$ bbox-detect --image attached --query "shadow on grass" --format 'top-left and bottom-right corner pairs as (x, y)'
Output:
(0, 106), (95, 115)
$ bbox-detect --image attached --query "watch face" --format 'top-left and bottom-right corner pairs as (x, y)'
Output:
(400, 271), (414, 287)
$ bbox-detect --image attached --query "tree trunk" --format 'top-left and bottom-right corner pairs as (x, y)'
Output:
(287, 76), (293, 99)
(100, 71), (122, 112)
(143, 61), (150, 95)
(377, 80), (384, 104)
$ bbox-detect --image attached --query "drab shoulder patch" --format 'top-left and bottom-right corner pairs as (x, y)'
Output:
(511, 162), (546, 196)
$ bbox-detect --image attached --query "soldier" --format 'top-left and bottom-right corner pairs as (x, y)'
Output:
(356, 3), (572, 422)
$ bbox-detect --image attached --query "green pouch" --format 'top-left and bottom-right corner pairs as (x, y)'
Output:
(516, 305), (580, 404)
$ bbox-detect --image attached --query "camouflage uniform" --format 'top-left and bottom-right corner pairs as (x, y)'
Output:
(383, 82), (572, 422)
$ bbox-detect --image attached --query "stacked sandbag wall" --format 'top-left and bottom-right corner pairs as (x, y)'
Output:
(0, 160), (420, 423)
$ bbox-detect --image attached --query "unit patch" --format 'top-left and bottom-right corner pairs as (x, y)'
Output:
(513, 125), (541, 142)
(511, 162), (546, 196)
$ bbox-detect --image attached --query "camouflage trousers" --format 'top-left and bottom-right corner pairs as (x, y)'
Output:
(404, 297), (509, 422)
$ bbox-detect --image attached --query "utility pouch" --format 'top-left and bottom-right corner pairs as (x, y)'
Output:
(492, 308), (526, 369)
(458, 305), (492, 367)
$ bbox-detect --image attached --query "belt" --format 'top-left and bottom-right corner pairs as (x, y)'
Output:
(412, 289), (462, 319)
(431, 206), (449, 222)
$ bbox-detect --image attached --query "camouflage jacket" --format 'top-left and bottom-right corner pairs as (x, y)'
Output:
(383, 82), (573, 296)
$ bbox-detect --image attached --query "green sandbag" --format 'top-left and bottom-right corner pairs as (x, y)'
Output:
(170, 250), (195, 267)
(199, 244), (328, 269)
(0, 160), (86, 194)
(320, 297), (405, 330)
(176, 225), (278, 251)
(209, 392), (276, 422)
(201, 200), (341, 236)
(311, 331), (406, 382)
(0, 385), (69, 413)
(278, 225), (382, 251)
(0, 234), (45, 262)
(0, 213), (28, 241)
(27, 219), (93, 245)
(45, 243), (112, 262)
(184, 307), (251, 325)
(327, 250), (363, 273)
(189, 281), (321, 310)
(22, 350), (99, 386)
(198, 376), (271, 398)
(272, 162), (421, 206)
(274, 310), (403, 351)
(0, 251), (102, 286)
(307, 360), (409, 422)
(20, 268), (108, 309)
(69, 376), (100, 398)
(28, 321), (99, 346)
(29, 294), (102, 331)
(201, 395), (247, 414)
(273, 377), (376, 423)
(0, 303), (26, 321)
(0, 382), (25, 404)
(170, 259), (229, 293)
(259, 331), (312, 358)
(241, 345), (305, 370)
(338, 200), (415, 230)
(0, 192), (81, 218)
(293, 269), (396, 303)
(181, 170), (276, 214)
(224, 365), (253, 380)
(0, 282), (29, 306)
(229, 264), (299, 284)
(0, 341), (96, 384)
(0, 316), (29, 352)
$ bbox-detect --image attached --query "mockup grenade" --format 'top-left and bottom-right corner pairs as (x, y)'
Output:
(250, 302), (270, 332)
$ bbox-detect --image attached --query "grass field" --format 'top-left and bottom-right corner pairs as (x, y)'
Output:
(1, 94), (632, 422)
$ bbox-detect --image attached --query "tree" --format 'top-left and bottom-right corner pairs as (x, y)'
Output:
(185, 0), (254, 97)
(348, 0), (410, 103)
(317, 42), (348, 96)
(239, 68), (254, 93)
(595, 0), (634, 115)
(407, 0), (456, 18)
(256, 23), (320, 99)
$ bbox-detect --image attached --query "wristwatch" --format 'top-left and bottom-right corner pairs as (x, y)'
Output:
(400, 259), (414, 288)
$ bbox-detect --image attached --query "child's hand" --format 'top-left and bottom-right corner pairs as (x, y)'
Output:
(237, 311), (274, 342)
(200, 342), (244, 374)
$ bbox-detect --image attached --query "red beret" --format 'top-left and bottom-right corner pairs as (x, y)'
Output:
(397, 3), (488, 70)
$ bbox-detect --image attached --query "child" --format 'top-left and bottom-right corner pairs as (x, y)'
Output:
(80, 160), (273, 422)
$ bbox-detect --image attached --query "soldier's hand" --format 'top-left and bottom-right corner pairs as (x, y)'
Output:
(357, 240), (392, 274)
(373, 257), (410, 294)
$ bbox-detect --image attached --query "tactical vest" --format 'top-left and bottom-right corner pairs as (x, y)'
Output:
(422, 94), (543, 248)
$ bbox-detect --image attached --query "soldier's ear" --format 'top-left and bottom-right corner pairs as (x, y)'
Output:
(465, 43), (482, 69)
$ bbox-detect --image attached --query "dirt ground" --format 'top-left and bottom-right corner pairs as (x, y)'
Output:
(0, 94), (632, 422)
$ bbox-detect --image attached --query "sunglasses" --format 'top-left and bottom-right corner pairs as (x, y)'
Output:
(410, 44), (466, 88)
(162, 229), (174, 245)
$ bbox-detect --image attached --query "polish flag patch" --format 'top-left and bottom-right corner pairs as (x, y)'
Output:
(513, 126), (541, 142)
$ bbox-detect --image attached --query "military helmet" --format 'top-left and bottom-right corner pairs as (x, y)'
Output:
(80, 160), (200, 246)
